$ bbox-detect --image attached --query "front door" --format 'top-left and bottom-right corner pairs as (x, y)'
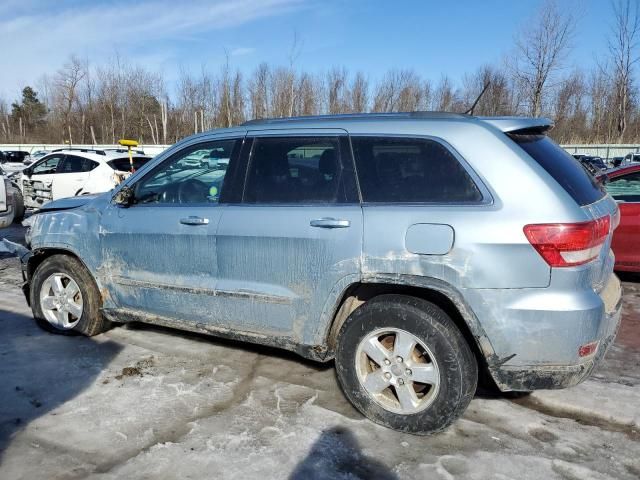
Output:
(215, 132), (363, 345)
(99, 137), (242, 323)
(22, 154), (64, 208)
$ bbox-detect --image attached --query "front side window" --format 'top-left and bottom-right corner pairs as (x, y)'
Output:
(31, 155), (63, 175)
(606, 171), (640, 202)
(134, 140), (237, 205)
(244, 136), (350, 204)
(351, 136), (483, 203)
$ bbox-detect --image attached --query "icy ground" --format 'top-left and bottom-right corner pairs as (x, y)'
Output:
(0, 223), (639, 479)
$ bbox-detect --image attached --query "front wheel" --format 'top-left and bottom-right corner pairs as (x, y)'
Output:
(30, 254), (110, 336)
(335, 294), (477, 434)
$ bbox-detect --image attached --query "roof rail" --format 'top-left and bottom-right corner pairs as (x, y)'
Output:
(241, 111), (469, 126)
(51, 147), (106, 156)
(102, 148), (147, 154)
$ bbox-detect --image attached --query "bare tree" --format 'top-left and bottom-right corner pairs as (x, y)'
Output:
(348, 72), (369, 112)
(609, 0), (640, 140)
(512, 0), (574, 117)
(248, 63), (270, 119)
(53, 55), (87, 143)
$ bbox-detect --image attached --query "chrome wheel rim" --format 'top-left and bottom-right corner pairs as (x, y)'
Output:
(39, 273), (83, 330)
(355, 327), (440, 415)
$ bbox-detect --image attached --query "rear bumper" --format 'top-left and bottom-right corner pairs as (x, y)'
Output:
(487, 277), (622, 391)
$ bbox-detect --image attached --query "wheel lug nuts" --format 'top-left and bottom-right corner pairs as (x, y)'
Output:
(398, 378), (405, 385)
(396, 356), (403, 363)
(383, 359), (391, 366)
(384, 372), (392, 380)
(406, 369), (412, 376)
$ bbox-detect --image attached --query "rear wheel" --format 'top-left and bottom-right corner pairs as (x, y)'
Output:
(335, 294), (477, 434)
(30, 254), (110, 336)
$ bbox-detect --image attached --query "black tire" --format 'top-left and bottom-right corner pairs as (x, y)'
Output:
(335, 294), (477, 435)
(12, 189), (24, 223)
(30, 254), (110, 336)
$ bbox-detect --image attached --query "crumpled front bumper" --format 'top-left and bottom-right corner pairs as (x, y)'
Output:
(489, 276), (623, 392)
(1, 238), (33, 304)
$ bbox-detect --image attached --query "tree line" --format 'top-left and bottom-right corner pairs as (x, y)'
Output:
(3, 0), (640, 146)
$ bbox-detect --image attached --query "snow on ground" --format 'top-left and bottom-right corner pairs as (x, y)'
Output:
(0, 223), (639, 479)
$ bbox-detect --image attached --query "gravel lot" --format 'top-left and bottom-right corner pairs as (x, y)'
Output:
(1, 223), (639, 480)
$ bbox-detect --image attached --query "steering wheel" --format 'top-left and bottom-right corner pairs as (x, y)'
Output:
(177, 178), (209, 203)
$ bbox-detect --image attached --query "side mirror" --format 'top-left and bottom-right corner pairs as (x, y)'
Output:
(112, 186), (135, 207)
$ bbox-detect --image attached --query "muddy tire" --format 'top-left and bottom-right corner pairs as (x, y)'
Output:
(335, 294), (477, 435)
(30, 254), (110, 336)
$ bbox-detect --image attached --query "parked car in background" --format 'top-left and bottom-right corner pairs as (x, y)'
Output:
(14, 113), (621, 435)
(177, 148), (211, 168)
(0, 174), (14, 228)
(622, 152), (640, 165)
(602, 164), (640, 272)
(17, 148), (152, 209)
(612, 156), (624, 167)
(579, 155), (608, 174)
(0, 150), (32, 173)
(29, 150), (51, 162)
(0, 165), (25, 224)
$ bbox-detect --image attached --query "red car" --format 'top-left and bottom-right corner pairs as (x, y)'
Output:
(603, 164), (640, 272)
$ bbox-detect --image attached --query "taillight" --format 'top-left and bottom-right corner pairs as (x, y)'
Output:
(523, 215), (610, 267)
(612, 207), (621, 230)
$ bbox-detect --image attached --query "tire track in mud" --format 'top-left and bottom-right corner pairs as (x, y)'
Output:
(510, 395), (640, 441)
(91, 353), (264, 475)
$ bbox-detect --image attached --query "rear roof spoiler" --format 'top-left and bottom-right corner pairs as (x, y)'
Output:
(478, 116), (554, 134)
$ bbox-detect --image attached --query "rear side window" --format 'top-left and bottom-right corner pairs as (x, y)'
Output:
(107, 156), (152, 172)
(351, 136), (482, 203)
(510, 134), (605, 206)
(59, 155), (98, 173)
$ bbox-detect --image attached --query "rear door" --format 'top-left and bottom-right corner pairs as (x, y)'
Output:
(214, 130), (362, 343)
(52, 155), (99, 199)
(606, 169), (640, 270)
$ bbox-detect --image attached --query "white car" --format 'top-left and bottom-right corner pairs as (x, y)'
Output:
(0, 176), (14, 228)
(0, 166), (24, 226)
(19, 149), (152, 209)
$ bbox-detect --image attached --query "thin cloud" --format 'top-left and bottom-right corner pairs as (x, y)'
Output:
(230, 47), (256, 57)
(0, 0), (303, 98)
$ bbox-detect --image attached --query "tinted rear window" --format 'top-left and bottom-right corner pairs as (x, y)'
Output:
(107, 156), (151, 172)
(351, 136), (483, 203)
(510, 134), (605, 206)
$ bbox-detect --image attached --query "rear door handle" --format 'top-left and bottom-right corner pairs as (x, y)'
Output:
(310, 218), (350, 228)
(180, 216), (209, 225)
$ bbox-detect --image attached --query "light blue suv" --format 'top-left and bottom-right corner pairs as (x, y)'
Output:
(14, 113), (622, 434)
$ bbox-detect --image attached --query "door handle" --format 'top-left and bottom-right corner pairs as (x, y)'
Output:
(180, 216), (209, 225)
(310, 218), (350, 228)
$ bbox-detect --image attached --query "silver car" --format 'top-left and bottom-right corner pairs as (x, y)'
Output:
(11, 113), (622, 434)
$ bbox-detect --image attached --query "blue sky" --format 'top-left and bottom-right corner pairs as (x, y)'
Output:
(0, 0), (617, 101)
